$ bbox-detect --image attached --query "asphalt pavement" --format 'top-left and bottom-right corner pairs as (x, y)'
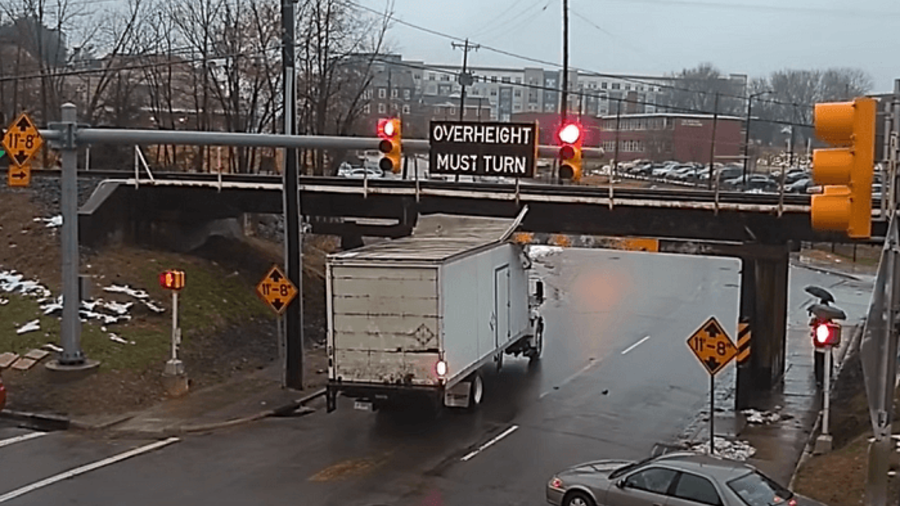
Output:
(0, 248), (870, 505)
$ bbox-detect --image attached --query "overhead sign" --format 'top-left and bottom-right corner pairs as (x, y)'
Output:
(429, 121), (537, 177)
(2, 114), (43, 167)
(686, 316), (737, 375)
(7, 162), (30, 187)
(256, 264), (297, 315)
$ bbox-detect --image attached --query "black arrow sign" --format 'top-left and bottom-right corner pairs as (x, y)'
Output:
(13, 151), (28, 165)
(16, 117), (30, 132)
(11, 171), (26, 179)
(704, 322), (720, 338)
(271, 299), (284, 311)
(269, 270), (283, 282)
(704, 356), (721, 372)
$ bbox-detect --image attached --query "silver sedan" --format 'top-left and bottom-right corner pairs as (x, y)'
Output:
(546, 452), (826, 506)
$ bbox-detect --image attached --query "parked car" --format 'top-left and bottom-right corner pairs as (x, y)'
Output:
(703, 167), (743, 183)
(0, 372), (5, 411)
(786, 178), (812, 193)
(546, 452), (825, 506)
(723, 174), (775, 190)
(339, 165), (384, 179)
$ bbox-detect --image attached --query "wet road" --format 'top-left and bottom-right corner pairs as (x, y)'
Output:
(0, 249), (870, 505)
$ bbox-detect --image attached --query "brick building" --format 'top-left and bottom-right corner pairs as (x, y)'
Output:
(598, 113), (744, 164)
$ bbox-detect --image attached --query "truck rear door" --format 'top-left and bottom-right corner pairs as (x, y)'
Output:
(329, 264), (441, 386)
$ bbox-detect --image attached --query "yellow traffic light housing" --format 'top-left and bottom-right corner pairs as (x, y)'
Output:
(377, 118), (402, 173)
(558, 123), (583, 182)
(811, 97), (876, 238)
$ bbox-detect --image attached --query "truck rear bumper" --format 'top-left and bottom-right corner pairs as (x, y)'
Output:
(326, 381), (443, 412)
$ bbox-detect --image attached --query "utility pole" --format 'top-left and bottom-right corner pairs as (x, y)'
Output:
(281, 0), (303, 389)
(707, 92), (719, 189)
(451, 39), (479, 121)
(560, 0), (569, 124)
(613, 97), (621, 176)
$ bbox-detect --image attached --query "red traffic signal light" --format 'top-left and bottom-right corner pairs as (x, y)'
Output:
(159, 270), (185, 290)
(558, 123), (583, 182)
(377, 118), (401, 173)
(813, 321), (841, 348)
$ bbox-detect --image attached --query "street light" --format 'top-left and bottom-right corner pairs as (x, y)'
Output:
(743, 90), (772, 181)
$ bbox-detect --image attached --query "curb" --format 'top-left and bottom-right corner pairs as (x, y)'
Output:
(792, 260), (863, 282)
(0, 409), (70, 431)
(109, 387), (327, 438)
(788, 323), (864, 489)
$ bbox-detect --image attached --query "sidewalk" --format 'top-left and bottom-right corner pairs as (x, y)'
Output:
(106, 364), (324, 436)
(0, 364), (326, 436)
(673, 324), (859, 486)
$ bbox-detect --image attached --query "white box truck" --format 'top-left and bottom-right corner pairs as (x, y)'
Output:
(325, 208), (545, 413)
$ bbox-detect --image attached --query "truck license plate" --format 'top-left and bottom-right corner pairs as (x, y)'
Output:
(354, 401), (373, 411)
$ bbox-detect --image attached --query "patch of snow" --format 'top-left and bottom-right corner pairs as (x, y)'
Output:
(689, 437), (756, 461)
(43, 215), (63, 228)
(16, 319), (41, 335)
(742, 409), (782, 424)
(103, 284), (150, 300)
(108, 333), (135, 345)
(0, 270), (52, 298)
(42, 343), (63, 353)
(141, 300), (165, 313)
(103, 301), (133, 315)
(528, 245), (564, 260)
(0, 298), (7, 305)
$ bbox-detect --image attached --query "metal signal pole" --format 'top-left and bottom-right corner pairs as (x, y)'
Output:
(282, 0), (303, 389)
(561, 0), (569, 124)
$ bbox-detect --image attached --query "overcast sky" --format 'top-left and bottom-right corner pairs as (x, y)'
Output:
(360, 0), (900, 92)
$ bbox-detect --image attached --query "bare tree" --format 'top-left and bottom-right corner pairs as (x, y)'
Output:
(296, 0), (392, 175)
(662, 62), (743, 116)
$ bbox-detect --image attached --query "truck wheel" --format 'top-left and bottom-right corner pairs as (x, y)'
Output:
(528, 317), (544, 362)
(468, 373), (484, 410)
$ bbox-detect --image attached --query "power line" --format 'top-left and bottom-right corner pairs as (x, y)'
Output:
(348, 0), (813, 110)
(365, 54), (813, 128)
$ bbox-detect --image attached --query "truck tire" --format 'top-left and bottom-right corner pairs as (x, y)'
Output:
(468, 373), (484, 410)
(527, 317), (544, 362)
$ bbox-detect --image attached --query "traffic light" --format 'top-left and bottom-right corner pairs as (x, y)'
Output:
(377, 118), (402, 173)
(558, 123), (583, 182)
(159, 270), (185, 290)
(810, 97), (876, 239)
(813, 320), (841, 348)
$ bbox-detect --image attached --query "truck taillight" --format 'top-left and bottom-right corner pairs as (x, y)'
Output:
(435, 360), (448, 377)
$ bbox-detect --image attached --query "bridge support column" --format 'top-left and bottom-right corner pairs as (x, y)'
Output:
(736, 245), (789, 409)
(735, 259), (755, 410)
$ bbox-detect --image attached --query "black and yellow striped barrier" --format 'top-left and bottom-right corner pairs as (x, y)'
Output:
(737, 322), (751, 364)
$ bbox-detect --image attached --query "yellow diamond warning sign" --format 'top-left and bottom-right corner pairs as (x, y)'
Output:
(2, 113), (43, 167)
(686, 316), (737, 376)
(256, 264), (297, 315)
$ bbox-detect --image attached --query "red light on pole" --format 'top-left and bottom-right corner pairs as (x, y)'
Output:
(813, 321), (840, 348)
(159, 270), (185, 291)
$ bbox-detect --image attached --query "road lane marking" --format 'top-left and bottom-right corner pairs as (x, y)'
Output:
(0, 437), (180, 503)
(539, 358), (602, 399)
(621, 335), (651, 355)
(0, 431), (46, 449)
(460, 425), (519, 462)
